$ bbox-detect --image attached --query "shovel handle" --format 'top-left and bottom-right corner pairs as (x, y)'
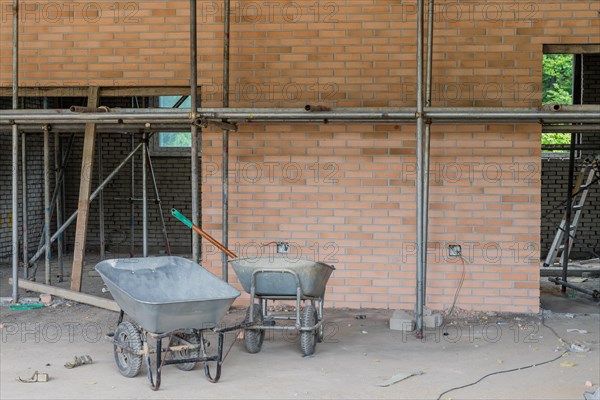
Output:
(171, 208), (237, 259)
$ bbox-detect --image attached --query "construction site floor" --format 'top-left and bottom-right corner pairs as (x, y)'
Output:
(1, 256), (599, 400)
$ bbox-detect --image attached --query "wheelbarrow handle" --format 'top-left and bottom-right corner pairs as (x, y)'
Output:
(171, 208), (237, 259)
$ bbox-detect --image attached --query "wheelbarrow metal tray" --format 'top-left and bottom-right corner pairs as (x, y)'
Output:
(96, 256), (240, 334)
(230, 257), (335, 297)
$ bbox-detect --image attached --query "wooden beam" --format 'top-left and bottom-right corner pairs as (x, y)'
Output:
(543, 44), (600, 54)
(0, 86), (199, 97)
(100, 86), (197, 97)
(70, 86), (100, 292)
(0, 87), (88, 97)
(9, 279), (119, 312)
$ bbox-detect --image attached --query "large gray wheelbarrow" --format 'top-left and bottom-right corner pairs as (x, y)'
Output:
(231, 256), (335, 357)
(96, 256), (240, 390)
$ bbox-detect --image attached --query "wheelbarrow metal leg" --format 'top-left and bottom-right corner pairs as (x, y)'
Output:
(146, 338), (162, 391)
(202, 332), (223, 383)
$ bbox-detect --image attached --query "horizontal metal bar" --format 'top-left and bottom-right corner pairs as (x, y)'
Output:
(549, 277), (600, 299)
(0, 124), (193, 134)
(1, 107), (598, 128)
(247, 320), (322, 332)
(542, 145), (600, 151)
(0, 86), (198, 97)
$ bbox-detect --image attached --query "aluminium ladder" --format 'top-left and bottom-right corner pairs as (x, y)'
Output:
(543, 155), (599, 268)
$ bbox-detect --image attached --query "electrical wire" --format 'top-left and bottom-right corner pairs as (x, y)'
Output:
(448, 255), (467, 315)
(437, 310), (573, 400)
(435, 351), (568, 400)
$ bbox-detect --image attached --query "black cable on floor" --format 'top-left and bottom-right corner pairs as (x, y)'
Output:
(437, 310), (571, 400)
(435, 351), (568, 400)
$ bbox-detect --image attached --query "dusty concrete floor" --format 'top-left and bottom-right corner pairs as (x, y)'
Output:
(1, 256), (599, 400)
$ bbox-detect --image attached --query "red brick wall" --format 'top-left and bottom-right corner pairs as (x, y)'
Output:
(2, 1), (598, 312)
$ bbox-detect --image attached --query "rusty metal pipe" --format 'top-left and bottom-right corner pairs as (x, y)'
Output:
(69, 106), (110, 113)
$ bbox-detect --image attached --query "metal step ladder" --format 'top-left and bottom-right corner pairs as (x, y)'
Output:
(543, 155), (599, 268)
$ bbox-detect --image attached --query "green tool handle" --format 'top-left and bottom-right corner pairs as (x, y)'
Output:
(172, 208), (193, 229)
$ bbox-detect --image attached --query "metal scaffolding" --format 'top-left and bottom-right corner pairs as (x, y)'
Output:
(3, 0), (600, 336)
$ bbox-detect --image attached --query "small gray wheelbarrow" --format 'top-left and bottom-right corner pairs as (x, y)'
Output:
(231, 256), (335, 357)
(172, 208), (336, 357)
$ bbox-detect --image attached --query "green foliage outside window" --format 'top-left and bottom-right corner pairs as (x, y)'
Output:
(542, 54), (574, 148)
(159, 96), (192, 148)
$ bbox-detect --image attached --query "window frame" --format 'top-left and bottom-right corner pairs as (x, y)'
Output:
(541, 50), (582, 159)
(149, 95), (193, 157)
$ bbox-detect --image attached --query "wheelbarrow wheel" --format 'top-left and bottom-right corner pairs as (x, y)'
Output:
(172, 333), (199, 371)
(300, 305), (317, 357)
(244, 305), (264, 354)
(114, 321), (143, 378)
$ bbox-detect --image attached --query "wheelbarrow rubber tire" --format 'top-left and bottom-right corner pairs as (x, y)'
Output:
(244, 305), (264, 354)
(172, 334), (199, 371)
(114, 321), (143, 378)
(300, 305), (317, 357)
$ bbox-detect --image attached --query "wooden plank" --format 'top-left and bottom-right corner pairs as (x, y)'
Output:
(99, 86), (198, 97)
(9, 279), (120, 312)
(543, 44), (600, 54)
(70, 86), (100, 292)
(0, 86), (199, 97)
(0, 87), (89, 97)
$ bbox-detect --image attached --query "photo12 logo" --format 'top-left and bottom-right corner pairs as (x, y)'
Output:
(203, 161), (340, 184)
(399, 82), (539, 104)
(1, 321), (110, 344)
(200, 1), (340, 23)
(202, 240), (340, 264)
(399, 2), (539, 22)
(202, 82), (340, 105)
(1, 2), (140, 24)
(401, 320), (542, 344)
(399, 161), (540, 184)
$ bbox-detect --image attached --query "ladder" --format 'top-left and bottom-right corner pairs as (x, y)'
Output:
(543, 155), (599, 268)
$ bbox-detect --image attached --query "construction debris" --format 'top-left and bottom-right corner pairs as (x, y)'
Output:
(64, 355), (93, 369)
(17, 371), (49, 383)
(377, 371), (423, 387)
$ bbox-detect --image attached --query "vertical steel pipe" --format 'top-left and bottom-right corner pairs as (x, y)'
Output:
(561, 134), (576, 293)
(54, 131), (64, 281)
(142, 132), (148, 257)
(98, 134), (105, 260)
(11, 0), (19, 302)
(422, 0), (434, 301)
(146, 149), (171, 255)
(43, 126), (51, 285)
(130, 133), (135, 257)
(12, 125), (19, 297)
(221, 0), (231, 281)
(190, 0), (200, 264)
(415, 0), (425, 337)
(21, 133), (28, 279)
(30, 133), (74, 279)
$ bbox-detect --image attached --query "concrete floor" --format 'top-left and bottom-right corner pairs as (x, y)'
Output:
(1, 256), (599, 400)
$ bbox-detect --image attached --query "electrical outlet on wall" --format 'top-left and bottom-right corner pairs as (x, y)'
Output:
(449, 244), (462, 257)
(276, 242), (289, 254)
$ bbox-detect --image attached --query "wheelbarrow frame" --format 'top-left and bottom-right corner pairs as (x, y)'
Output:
(107, 310), (249, 391)
(243, 268), (326, 356)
